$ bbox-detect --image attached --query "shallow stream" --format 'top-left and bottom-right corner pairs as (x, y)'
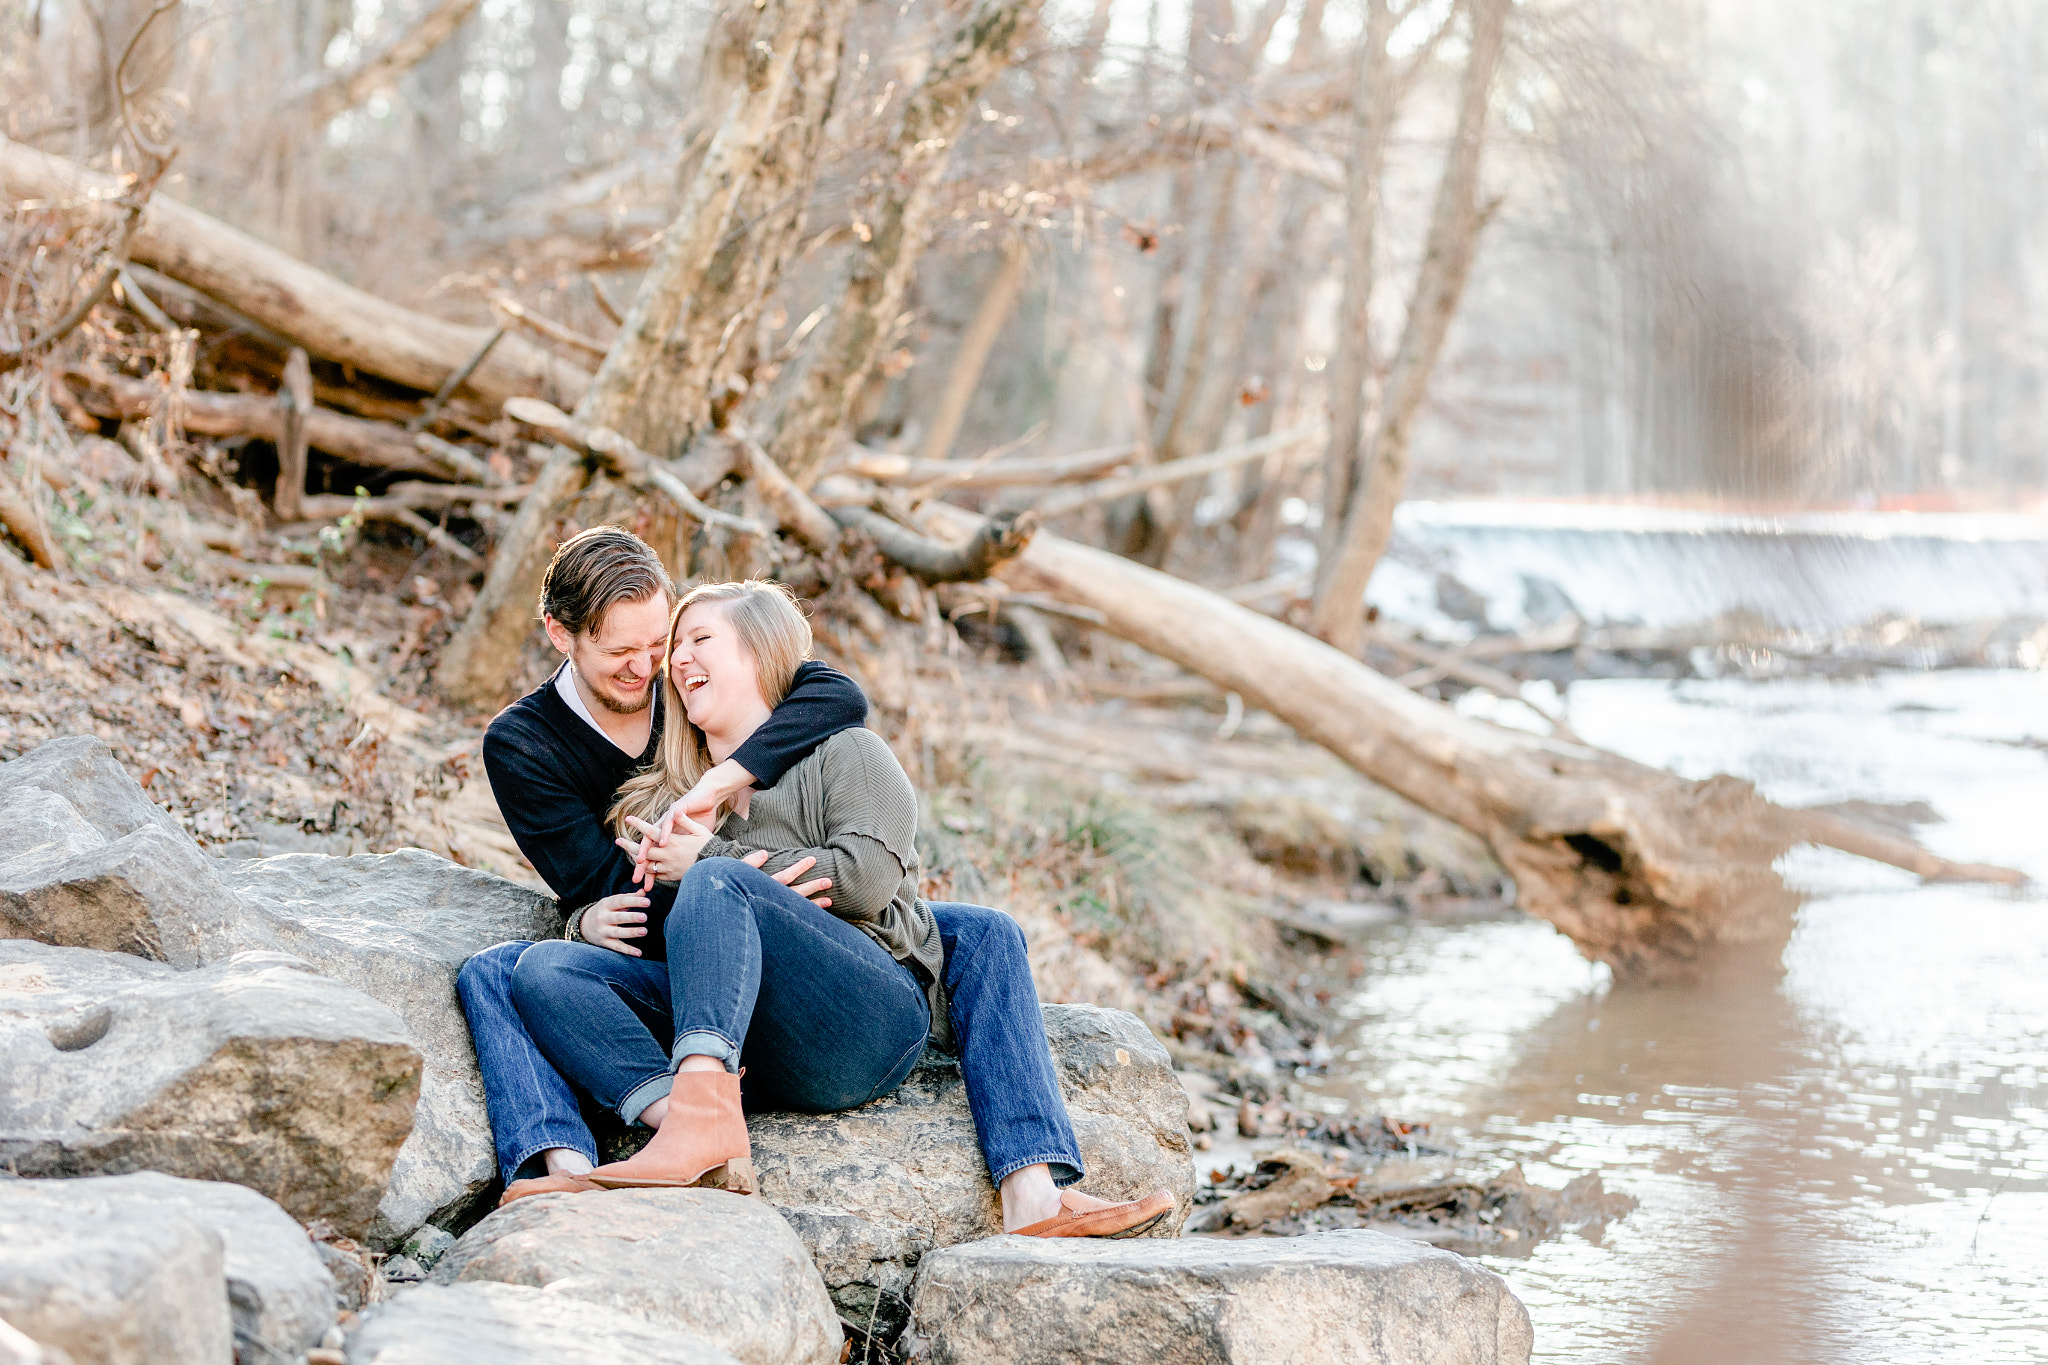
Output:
(1303, 669), (2048, 1363)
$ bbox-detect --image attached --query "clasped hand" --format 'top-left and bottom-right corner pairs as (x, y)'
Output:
(580, 849), (835, 956)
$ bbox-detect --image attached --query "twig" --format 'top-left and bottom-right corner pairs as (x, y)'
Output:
(408, 327), (506, 432)
(1031, 424), (1324, 519)
(114, 266), (176, 333)
(905, 420), (1049, 499)
(491, 294), (611, 360)
(588, 276), (625, 327)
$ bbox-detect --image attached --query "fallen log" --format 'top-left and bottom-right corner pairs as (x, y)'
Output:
(832, 505), (1037, 584)
(68, 371), (469, 479)
(918, 503), (2028, 980)
(1, 136), (587, 409)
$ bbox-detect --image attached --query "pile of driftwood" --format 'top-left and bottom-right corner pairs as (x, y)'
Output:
(1, 0), (2027, 987)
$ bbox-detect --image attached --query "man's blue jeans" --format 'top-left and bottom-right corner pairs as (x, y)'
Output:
(456, 859), (1084, 1188)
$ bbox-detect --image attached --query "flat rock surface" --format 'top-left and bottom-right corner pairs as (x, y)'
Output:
(905, 1228), (1535, 1365)
(737, 1004), (1193, 1338)
(0, 1173), (335, 1365)
(0, 1178), (233, 1365)
(345, 1283), (743, 1365)
(750, 1004), (1194, 1244)
(431, 1189), (841, 1365)
(217, 851), (559, 1245)
(0, 940), (419, 1238)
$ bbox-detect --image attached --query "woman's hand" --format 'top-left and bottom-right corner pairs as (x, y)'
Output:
(579, 892), (651, 956)
(620, 815), (708, 885)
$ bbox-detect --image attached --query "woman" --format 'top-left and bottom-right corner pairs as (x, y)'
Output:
(505, 580), (1174, 1238)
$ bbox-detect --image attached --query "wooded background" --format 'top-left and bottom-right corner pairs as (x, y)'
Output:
(1, 0), (2035, 981)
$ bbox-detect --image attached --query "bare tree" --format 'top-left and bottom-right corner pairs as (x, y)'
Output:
(1310, 0), (1508, 650)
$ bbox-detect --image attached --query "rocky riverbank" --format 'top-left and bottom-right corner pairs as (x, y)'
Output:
(0, 736), (1536, 1364)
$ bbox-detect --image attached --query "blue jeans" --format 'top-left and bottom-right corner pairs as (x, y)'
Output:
(456, 861), (1084, 1188)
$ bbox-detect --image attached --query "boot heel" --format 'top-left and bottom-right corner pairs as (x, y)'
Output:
(705, 1157), (756, 1195)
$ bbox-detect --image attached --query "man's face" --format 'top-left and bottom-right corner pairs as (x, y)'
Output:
(546, 593), (672, 715)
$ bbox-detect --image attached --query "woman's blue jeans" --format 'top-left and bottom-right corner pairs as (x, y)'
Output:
(456, 859), (1085, 1189)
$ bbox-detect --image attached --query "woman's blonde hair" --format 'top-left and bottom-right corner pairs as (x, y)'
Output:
(607, 580), (812, 835)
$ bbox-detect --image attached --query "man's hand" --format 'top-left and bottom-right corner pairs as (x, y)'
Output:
(580, 892), (651, 956)
(743, 850), (833, 908)
(661, 758), (757, 835)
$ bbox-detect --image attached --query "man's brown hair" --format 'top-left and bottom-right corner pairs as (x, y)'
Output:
(538, 526), (674, 637)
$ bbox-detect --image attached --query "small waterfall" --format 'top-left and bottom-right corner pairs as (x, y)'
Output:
(1367, 503), (2048, 637)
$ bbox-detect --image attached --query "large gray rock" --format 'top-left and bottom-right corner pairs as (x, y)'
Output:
(0, 746), (249, 967)
(0, 1178), (234, 1365)
(903, 1229), (1535, 1365)
(0, 1173), (336, 1365)
(215, 851), (560, 1245)
(0, 940), (419, 1238)
(0, 739), (562, 1248)
(431, 1189), (842, 1365)
(745, 1004), (1194, 1336)
(345, 1283), (743, 1365)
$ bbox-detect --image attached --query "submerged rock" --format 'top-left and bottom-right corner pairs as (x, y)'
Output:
(0, 1173), (337, 1365)
(344, 1283), (743, 1365)
(0, 1179), (234, 1365)
(904, 1228), (1534, 1365)
(733, 1004), (1193, 1339)
(430, 1188), (842, 1365)
(0, 940), (419, 1238)
(215, 850), (560, 1246)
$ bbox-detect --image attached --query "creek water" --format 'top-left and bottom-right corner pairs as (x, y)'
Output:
(1301, 668), (2048, 1363)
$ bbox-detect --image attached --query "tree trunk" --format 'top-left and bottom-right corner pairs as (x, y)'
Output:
(679, 0), (856, 437)
(915, 505), (1798, 982)
(1318, 0), (1396, 562)
(0, 138), (585, 410)
(918, 237), (1030, 463)
(762, 0), (1048, 488)
(433, 0), (826, 707)
(1309, 0), (1508, 650)
(576, 0), (813, 450)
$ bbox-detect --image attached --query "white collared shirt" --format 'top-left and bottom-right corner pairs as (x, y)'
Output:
(554, 662), (641, 755)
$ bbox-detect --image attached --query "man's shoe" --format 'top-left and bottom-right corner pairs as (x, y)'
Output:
(587, 1069), (755, 1193)
(1013, 1187), (1176, 1239)
(497, 1172), (602, 1207)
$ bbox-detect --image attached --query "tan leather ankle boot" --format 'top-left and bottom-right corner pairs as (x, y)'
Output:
(587, 1069), (754, 1193)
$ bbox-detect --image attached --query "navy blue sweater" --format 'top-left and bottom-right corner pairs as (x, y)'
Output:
(483, 660), (869, 953)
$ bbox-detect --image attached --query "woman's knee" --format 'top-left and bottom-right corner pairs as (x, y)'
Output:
(666, 858), (754, 935)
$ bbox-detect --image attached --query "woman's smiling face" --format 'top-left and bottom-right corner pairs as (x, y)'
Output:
(668, 600), (763, 732)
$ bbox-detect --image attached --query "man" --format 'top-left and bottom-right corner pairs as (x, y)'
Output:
(458, 527), (868, 1198)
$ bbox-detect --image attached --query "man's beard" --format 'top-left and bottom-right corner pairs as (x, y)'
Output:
(587, 674), (655, 715)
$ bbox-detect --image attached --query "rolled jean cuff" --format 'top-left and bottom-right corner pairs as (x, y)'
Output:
(990, 1154), (1087, 1188)
(618, 1072), (675, 1126)
(670, 1029), (740, 1074)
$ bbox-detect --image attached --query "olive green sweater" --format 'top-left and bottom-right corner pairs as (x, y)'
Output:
(697, 727), (950, 1048)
